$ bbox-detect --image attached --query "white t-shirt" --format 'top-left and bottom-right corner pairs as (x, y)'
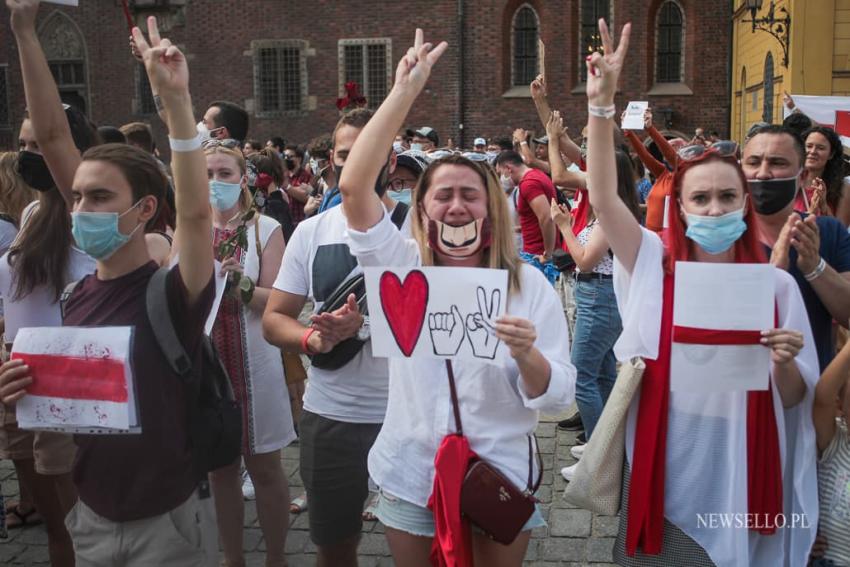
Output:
(345, 210), (575, 507)
(0, 219), (18, 258)
(613, 227), (819, 567)
(0, 247), (96, 343)
(273, 205), (389, 423)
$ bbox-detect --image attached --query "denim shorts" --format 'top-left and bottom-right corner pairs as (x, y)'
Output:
(374, 489), (546, 538)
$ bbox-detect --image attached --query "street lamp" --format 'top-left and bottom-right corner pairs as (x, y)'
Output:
(743, 0), (791, 67)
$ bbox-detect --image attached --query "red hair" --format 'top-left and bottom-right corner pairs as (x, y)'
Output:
(663, 153), (766, 274)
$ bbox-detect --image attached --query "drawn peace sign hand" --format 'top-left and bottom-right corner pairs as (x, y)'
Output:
(428, 305), (465, 356)
(466, 287), (501, 360)
(131, 16), (189, 100)
(393, 28), (449, 96)
(586, 19), (631, 107)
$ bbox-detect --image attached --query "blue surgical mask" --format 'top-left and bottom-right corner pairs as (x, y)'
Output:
(389, 189), (412, 205)
(71, 202), (143, 260)
(209, 179), (243, 210)
(684, 207), (747, 255)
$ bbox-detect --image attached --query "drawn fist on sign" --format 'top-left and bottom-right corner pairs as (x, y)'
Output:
(428, 305), (465, 356)
(466, 287), (500, 360)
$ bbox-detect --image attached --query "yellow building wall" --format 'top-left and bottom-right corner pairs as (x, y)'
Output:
(731, 0), (840, 140)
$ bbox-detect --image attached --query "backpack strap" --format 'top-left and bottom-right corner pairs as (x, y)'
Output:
(390, 202), (409, 229)
(145, 267), (192, 379)
(59, 279), (82, 321)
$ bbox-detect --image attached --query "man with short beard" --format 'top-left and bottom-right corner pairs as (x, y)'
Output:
(742, 124), (850, 371)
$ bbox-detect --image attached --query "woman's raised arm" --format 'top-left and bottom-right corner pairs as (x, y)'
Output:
(585, 20), (642, 273)
(339, 29), (447, 232)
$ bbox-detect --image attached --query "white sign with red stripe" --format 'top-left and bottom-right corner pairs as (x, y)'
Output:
(784, 94), (850, 148)
(12, 326), (139, 434)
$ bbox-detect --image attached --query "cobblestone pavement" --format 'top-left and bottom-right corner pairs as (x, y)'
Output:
(0, 410), (618, 566)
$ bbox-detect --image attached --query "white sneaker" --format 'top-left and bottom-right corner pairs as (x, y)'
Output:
(561, 463), (578, 482)
(241, 470), (256, 500)
(570, 444), (586, 460)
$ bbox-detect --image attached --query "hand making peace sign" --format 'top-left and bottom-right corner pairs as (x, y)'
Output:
(586, 19), (632, 107)
(393, 28), (449, 95)
(131, 16), (189, 100)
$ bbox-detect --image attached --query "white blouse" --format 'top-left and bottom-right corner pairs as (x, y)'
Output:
(613, 227), (819, 567)
(346, 211), (576, 507)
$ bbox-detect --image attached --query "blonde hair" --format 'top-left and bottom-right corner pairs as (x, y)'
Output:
(204, 145), (252, 212)
(0, 152), (37, 223)
(410, 155), (522, 291)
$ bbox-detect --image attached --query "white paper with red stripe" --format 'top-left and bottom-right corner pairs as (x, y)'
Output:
(12, 326), (139, 434)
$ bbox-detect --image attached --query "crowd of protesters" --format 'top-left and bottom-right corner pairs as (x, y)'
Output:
(0, 1), (848, 566)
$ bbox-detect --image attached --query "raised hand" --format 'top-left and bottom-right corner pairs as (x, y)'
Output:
(809, 177), (830, 216)
(131, 16), (189, 99)
(530, 73), (547, 100)
(428, 305), (465, 356)
(393, 28), (448, 95)
(643, 109), (653, 130)
(310, 293), (364, 345)
(546, 111), (567, 140)
(586, 19), (631, 106)
(6, 0), (39, 35)
(783, 90), (796, 111)
(466, 287), (501, 360)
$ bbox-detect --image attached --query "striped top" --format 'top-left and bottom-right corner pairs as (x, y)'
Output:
(819, 419), (850, 565)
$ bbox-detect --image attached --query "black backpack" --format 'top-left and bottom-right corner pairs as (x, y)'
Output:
(62, 268), (242, 479)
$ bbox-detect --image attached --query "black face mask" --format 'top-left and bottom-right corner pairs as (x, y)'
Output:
(17, 150), (55, 192)
(747, 175), (798, 215)
(332, 162), (390, 197)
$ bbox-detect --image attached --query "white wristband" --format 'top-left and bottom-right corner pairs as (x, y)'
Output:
(588, 104), (616, 120)
(169, 135), (202, 152)
(803, 257), (826, 282)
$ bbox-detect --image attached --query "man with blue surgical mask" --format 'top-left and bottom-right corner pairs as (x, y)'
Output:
(743, 124), (850, 371)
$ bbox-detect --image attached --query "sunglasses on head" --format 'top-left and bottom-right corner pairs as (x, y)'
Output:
(202, 138), (240, 150)
(677, 140), (739, 162)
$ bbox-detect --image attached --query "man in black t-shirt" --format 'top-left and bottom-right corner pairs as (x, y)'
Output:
(0, 17), (217, 566)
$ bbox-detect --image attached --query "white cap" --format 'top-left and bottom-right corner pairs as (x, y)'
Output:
(474, 137), (486, 146)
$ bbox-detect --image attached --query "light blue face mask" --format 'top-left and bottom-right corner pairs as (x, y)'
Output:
(388, 189), (412, 205)
(410, 143), (424, 152)
(209, 179), (243, 210)
(71, 202), (143, 260)
(684, 207), (747, 255)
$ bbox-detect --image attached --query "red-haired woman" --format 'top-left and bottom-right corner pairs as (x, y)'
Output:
(584, 20), (819, 566)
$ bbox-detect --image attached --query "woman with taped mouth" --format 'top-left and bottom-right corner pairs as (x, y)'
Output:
(335, 29), (576, 566)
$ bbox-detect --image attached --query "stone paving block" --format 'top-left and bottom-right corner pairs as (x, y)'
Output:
(359, 532), (391, 556)
(536, 422), (557, 438)
(9, 545), (49, 564)
(290, 512), (310, 530)
(0, 543), (26, 563)
(286, 553), (318, 567)
(536, 485), (552, 503)
(523, 539), (539, 560)
(587, 537), (616, 563)
(538, 536), (586, 562)
(244, 500), (258, 526)
(593, 515), (620, 537)
(284, 529), (310, 554)
(243, 527), (262, 552)
(14, 526), (49, 545)
(549, 509), (592, 537)
(245, 552), (266, 567)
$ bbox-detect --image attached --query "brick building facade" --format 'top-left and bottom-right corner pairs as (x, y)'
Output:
(0, 0), (732, 156)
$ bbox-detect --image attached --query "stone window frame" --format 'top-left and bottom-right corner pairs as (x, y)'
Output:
(251, 39), (311, 118)
(654, 0), (685, 84)
(337, 38), (393, 110)
(510, 4), (540, 88)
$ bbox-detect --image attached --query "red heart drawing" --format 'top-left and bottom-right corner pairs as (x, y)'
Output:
(379, 270), (429, 357)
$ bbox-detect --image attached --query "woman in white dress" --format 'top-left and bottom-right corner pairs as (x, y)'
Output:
(584, 21), (819, 567)
(335, 29), (576, 566)
(197, 143), (295, 567)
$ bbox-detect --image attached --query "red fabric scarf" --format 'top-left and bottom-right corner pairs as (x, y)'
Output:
(428, 434), (477, 567)
(625, 273), (783, 555)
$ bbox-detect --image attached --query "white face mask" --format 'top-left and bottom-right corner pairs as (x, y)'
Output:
(500, 173), (513, 192)
(197, 121), (211, 143)
(410, 143), (424, 152)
